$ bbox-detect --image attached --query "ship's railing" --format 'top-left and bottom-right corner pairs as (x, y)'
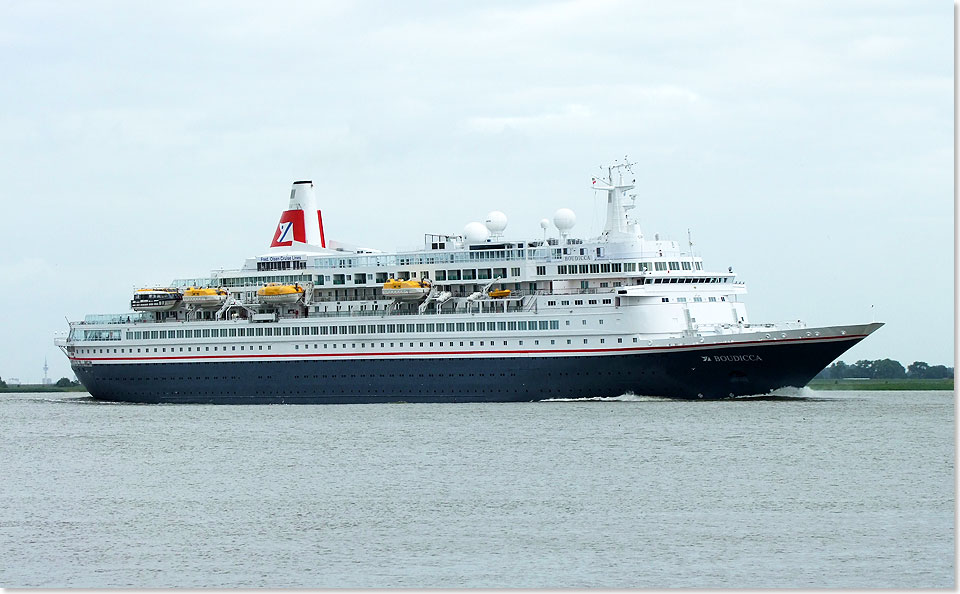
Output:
(694, 321), (806, 334)
(301, 304), (529, 319)
(743, 321), (807, 330)
(82, 313), (150, 325)
(74, 303), (534, 328)
(170, 278), (217, 288)
(307, 290), (534, 303)
(69, 328), (122, 341)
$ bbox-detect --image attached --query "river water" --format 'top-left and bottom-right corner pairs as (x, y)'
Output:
(1, 389), (953, 588)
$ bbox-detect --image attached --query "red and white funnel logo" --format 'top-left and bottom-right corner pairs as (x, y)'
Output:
(270, 181), (326, 248)
(271, 211), (306, 247)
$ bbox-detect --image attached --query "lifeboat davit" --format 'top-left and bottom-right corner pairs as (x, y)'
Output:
(131, 288), (182, 312)
(257, 283), (304, 304)
(382, 278), (431, 300)
(183, 287), (228, 307)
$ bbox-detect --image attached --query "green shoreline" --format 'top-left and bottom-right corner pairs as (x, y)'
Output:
(807, 378), (954, 391)
(2, 379), (954, 394)
(1, 385), (88, 393)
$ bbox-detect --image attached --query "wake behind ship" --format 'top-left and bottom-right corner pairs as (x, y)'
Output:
(58, 162), (881, 403)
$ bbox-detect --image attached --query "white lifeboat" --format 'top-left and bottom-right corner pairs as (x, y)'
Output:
(131, 288), (182, 312)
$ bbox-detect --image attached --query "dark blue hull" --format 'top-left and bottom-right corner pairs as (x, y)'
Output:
(73, 333), (870, 403)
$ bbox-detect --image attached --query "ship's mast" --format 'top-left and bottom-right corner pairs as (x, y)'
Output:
(592, 157), (640, 241)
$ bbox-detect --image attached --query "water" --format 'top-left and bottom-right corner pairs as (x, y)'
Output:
(1, 390), (953, 588)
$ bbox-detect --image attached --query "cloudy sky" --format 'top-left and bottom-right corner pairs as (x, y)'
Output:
(0, 1), (952, 382)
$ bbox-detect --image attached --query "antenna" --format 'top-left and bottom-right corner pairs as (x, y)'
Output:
(607, 156), (637, 185)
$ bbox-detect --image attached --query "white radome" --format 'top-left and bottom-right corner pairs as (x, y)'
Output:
(553, 208), (576, 232)
(463, 221), (490, 244)
(484, 211), (508, 234)
(539, 218), (550, 230)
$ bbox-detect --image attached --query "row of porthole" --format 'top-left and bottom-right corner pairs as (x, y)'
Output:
(79, 336), (642, 357)
(291, 372), (517, 379)
(763, 331), (821, 339)
(109, 355), (630, 368)
(112, 370), (639, 382)
(116, 387), (581, 397)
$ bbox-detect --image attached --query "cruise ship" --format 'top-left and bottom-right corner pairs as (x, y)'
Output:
(58, 162), (881, 403)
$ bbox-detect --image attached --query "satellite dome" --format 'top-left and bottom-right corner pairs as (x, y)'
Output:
(553, 208), (576, 232)
(463, 222), (490, 244)
(539, 218), (550, 230)
(484, 211), (508, 234)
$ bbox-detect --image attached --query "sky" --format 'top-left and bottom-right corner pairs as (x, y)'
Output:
(0, 0), (953, 382)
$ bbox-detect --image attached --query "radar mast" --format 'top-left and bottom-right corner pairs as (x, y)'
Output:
(591, 156), (641, 241)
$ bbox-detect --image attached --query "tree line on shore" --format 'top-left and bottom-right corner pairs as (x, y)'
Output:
(0, 376), (81, 389)
(816, 360), (954, 380)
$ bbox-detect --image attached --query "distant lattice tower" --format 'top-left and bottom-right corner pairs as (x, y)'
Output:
(42, 357), (51, 385)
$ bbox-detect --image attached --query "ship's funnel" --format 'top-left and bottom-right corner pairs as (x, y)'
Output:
(270, 180), (326, 248)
